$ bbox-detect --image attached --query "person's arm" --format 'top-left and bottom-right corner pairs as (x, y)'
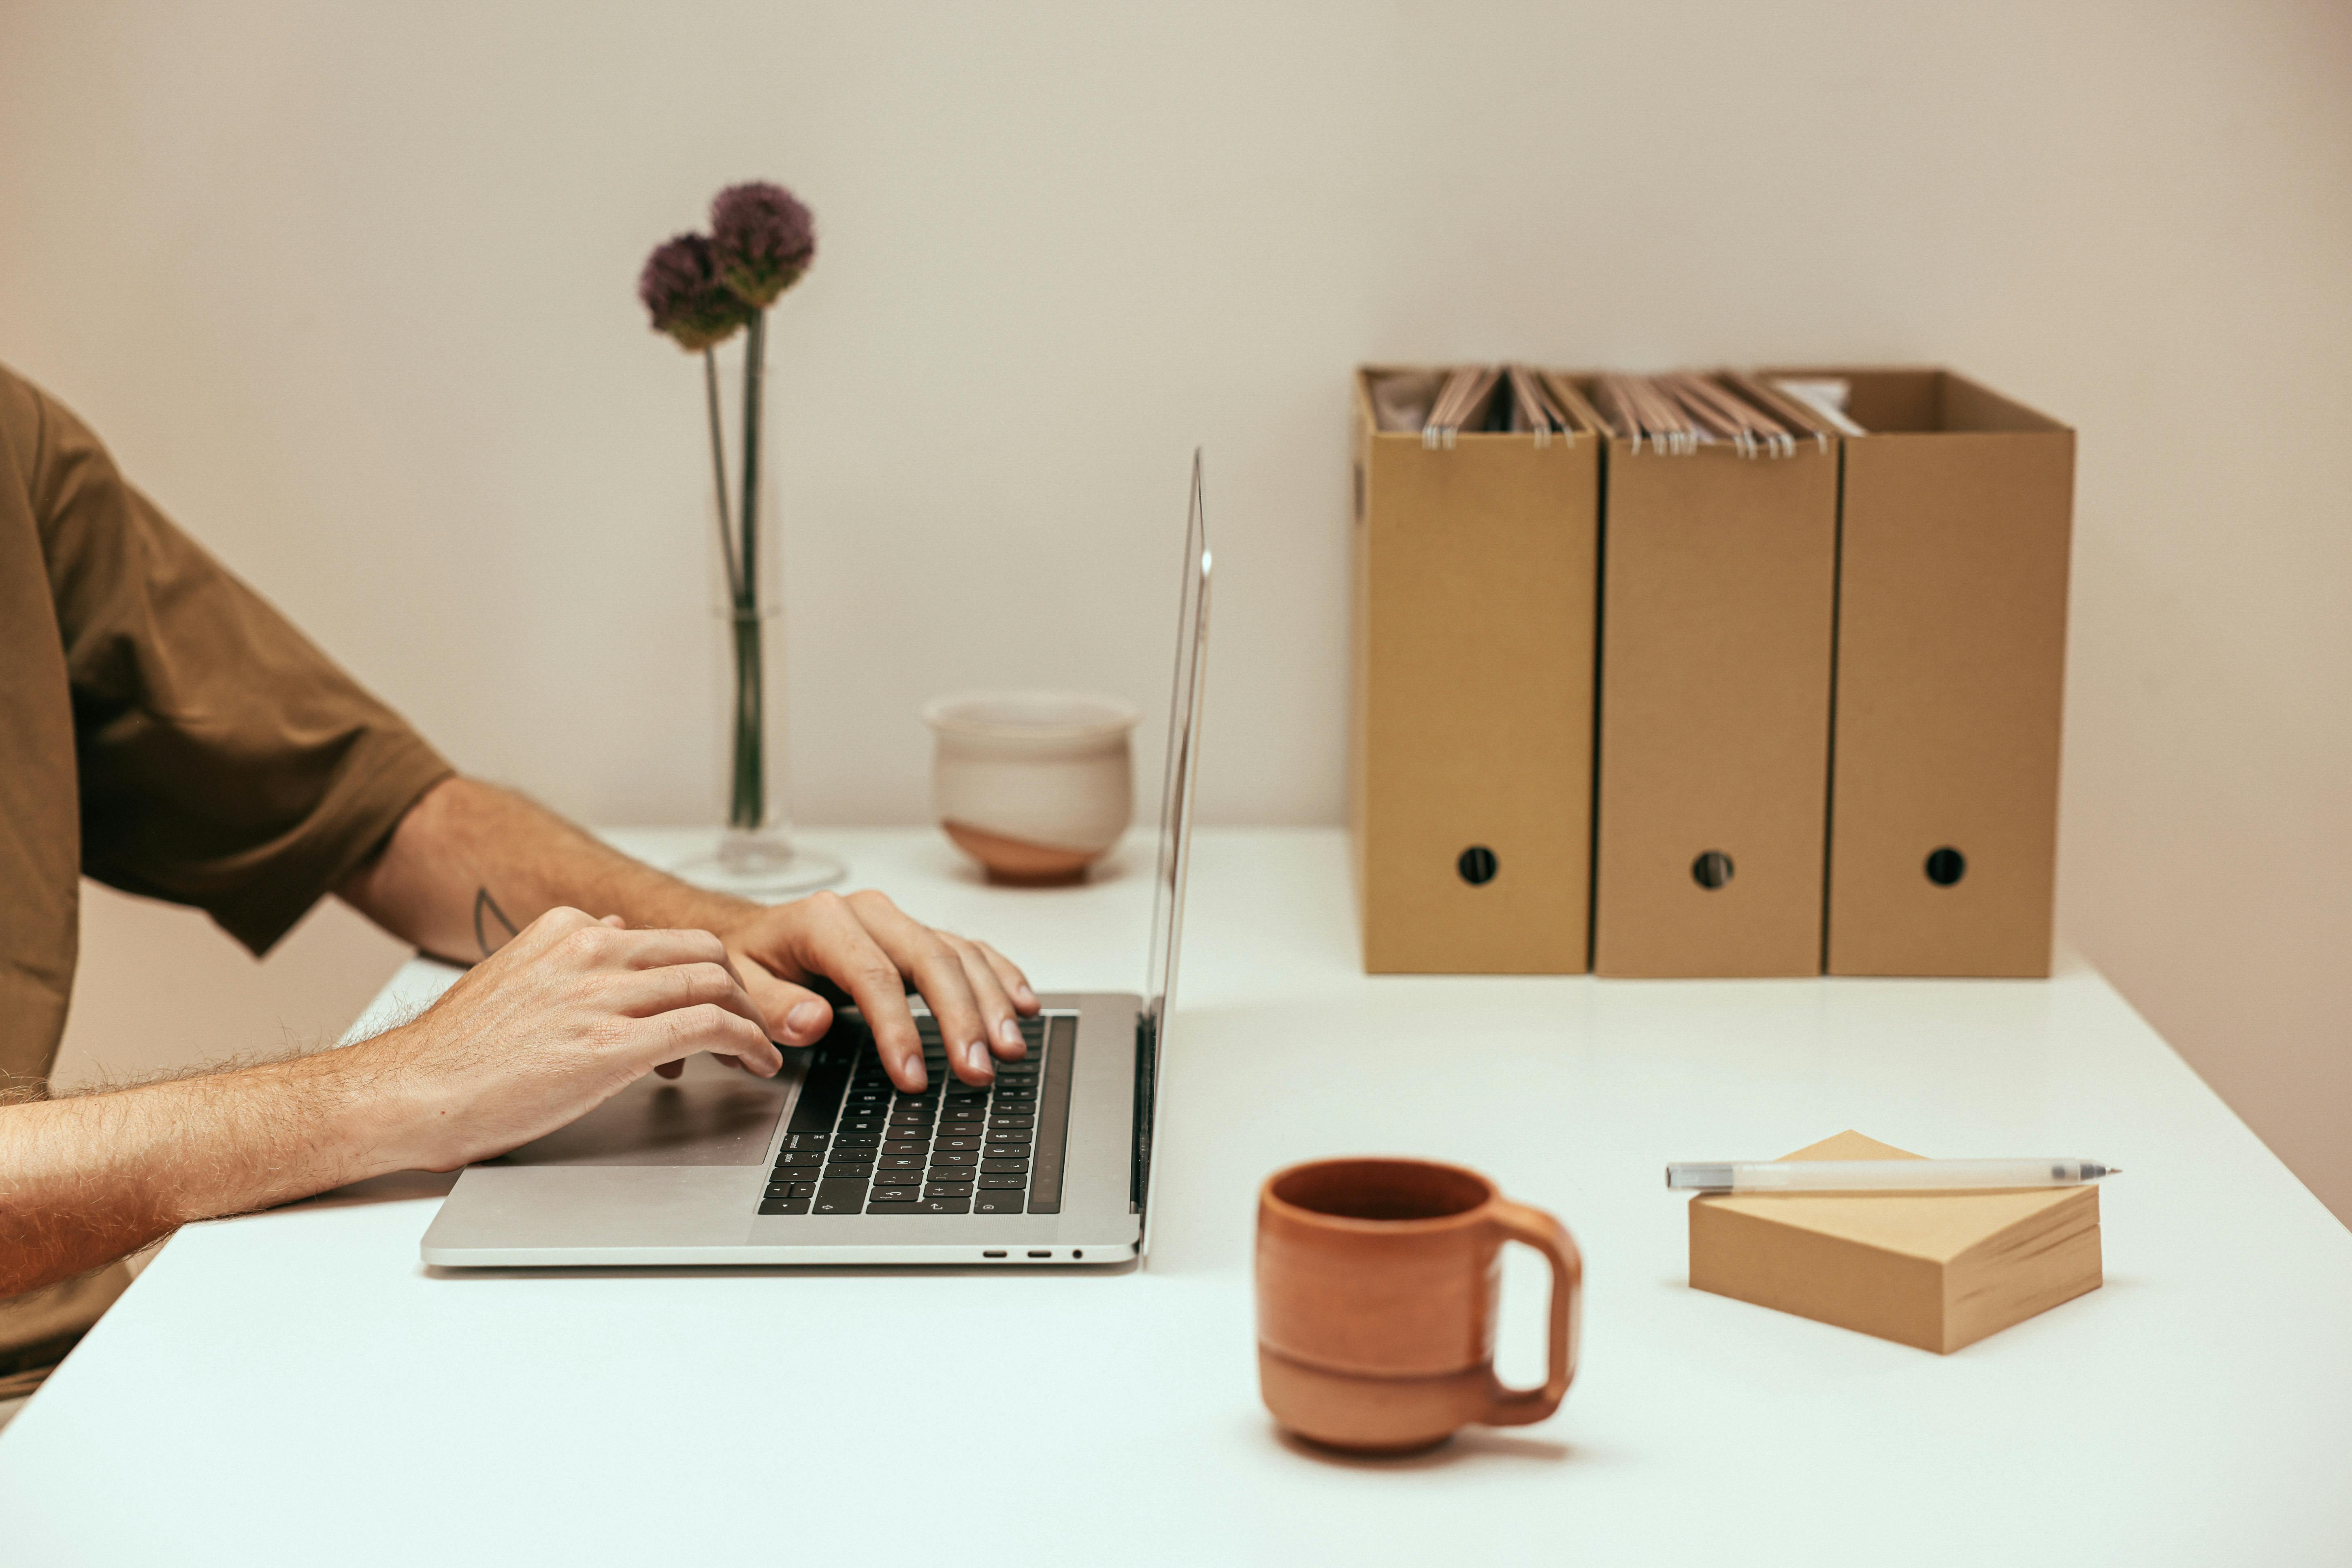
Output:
(0, 910), (775, 1300)
(338, 778), (1038, 1093)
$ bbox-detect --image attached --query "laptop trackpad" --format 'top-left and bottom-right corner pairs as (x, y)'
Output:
(488, 1052), (793, 1167)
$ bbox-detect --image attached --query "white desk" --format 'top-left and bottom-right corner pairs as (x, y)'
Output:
(4, 828), (2348, 1565)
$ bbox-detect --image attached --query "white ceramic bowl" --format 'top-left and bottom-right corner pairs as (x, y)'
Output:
(922, 691), (1140, 884)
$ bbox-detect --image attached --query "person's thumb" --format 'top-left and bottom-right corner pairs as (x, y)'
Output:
(734, 956), (834, 1046)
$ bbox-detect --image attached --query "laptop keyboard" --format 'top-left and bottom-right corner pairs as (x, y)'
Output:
(756, 1012), (1075, 1218)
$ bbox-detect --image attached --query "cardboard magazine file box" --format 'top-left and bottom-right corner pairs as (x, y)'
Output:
(1747, 369), (2074, 977)
(1573, 373), (1840, 978)
(1349, 367), (1603, 974)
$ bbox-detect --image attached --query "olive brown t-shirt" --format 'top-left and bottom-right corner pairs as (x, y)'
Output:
(1, 362), (453, 1370)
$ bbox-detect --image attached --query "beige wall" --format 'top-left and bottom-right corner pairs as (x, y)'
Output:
(7, 2), (2348, 1220)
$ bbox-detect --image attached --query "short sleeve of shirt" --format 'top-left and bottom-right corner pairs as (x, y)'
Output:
(26, 376), (454, 954)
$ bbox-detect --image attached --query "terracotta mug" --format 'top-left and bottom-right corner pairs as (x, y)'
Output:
(1255, 1157), (1581, 1455)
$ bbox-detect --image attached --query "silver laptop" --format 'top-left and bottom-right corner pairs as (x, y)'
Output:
(421, 455), (1210, 1268)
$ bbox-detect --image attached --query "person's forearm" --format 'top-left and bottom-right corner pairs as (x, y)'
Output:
(0, 1057), (403, 1300)
(341, 777), (756, 963)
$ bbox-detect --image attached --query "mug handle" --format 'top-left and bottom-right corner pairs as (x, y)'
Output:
(1480, 1198), (1583, 1427)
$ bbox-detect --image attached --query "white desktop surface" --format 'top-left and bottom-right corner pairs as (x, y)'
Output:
(3, 827), (2347, 1566)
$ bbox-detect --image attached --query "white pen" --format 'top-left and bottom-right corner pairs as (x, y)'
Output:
(1664, 1158), (2121, 1193)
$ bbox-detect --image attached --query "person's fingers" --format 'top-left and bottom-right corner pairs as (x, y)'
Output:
(634, 1003), (781, 1078)
(730, 957), (835, 1047)
(604, 961), (765, 1032)
(845, 891), (993, 1084)
(791, 894), (929, 1091)
(943, 933), (1025, 1063)
(560, 922), (736, 976)
(969, 939), (1039, 1017)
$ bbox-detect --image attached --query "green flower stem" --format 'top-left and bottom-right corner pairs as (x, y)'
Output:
(703, 347), (740, 599)
(729, 309), (769, 832)
(730, 608), (764, 831)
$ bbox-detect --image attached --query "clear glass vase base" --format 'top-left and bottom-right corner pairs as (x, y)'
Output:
(673, 833), (847, 898)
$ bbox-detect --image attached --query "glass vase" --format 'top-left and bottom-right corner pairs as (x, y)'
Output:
(677, 321), (843, 898)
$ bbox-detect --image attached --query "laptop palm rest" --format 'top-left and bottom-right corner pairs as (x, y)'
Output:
(486, 1052), (798, 1168)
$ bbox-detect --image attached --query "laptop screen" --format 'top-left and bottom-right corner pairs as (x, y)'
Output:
(1136, 450), (1210, 1261)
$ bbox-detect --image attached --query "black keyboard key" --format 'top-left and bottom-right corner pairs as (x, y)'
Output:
(785, 1182), (817, 1198)
(839, 1118), (890, 1136)
(918, 1199), (972, 1215)
(775, 1150), (827, 1167)
(812, 1181), (867, 1214)
(824, 1163), (875, 1180)
(983, 1146), (1030, 1162)
(779, 1132), (831, 1151)
(973, 1193), (1025, 1214)
(989, 1114), (1035, 1129)
(925, 1182), (974, 1197)
(977, 1174), (1026, 1189)
(934, 1135), (984, 1152)
(980, 1159), (1030, 1175)
(868, 1189), (919, 1205)
(873, 1170), (921, 1186)
(942, 1109), (986, 1124)
(763, 1183), (796, 1199)
(758, 1198), (812, 1215)
(878, 1155), (925, 1171)
(786, 1048), (852, 1135)
(931, 1150), (978, 1168)
(833, 1133), (881, 1149)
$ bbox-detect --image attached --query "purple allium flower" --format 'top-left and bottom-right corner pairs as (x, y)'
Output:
(709, 181), (815, 307)
(638, 232), (754, 351)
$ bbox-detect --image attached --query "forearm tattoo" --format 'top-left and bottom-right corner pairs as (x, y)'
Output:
(472, 887), (520, 959)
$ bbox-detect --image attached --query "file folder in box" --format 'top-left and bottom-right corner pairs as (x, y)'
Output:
(1576, 373), (1841, 978)
(1349, 366), (1602, 974)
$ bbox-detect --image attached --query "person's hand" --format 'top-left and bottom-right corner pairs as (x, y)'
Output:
(349, 908), (780, 1172)
(712, 890), (1038, 1092)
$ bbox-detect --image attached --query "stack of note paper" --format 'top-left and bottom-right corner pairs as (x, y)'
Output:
(1688, 1130), (2103, 1353)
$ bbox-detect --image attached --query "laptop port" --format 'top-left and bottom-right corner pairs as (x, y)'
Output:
(982, 1250), (1007, 1259)
(1027, 1250), (1051, 1259)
